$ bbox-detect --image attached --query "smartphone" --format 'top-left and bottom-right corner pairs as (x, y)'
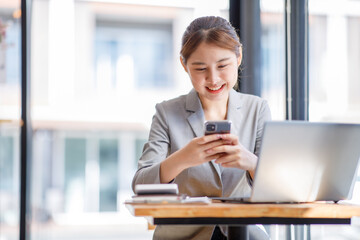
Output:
(204, 120), (231, 135)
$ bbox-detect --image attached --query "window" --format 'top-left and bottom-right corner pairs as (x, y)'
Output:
(0, 136), (14, 191)
(0, 14), (20, 85)
(95, 21), (173, 90)
(308, 0), (360, 238)
(99, 138), (118, 212)
(32, 129), (138, 213)
(348, 17), (360, 110)
(309, 0), (360, 124)
(260, 0), (286, 120)
(308, 0), (360, 190)
(26, 0), (229, 239)
(0, 132), (19, 225)
(0, 2), (21, 240)
(64, 138), (86, 212)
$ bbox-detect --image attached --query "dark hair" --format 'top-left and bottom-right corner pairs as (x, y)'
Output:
(180, 16), (242, 65)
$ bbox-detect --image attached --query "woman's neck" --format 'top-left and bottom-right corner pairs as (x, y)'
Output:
(201, 97), (229, 121)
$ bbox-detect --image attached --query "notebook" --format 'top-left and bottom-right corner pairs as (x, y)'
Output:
(216, 121), (360, 203)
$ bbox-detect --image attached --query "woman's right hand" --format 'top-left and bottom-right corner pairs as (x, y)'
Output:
(160, 134), (229, 183)
(178, 134), (231, 168)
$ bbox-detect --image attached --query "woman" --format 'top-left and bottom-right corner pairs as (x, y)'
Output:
(132, 16), (271, 240)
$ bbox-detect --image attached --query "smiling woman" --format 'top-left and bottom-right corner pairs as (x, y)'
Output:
(132, 16), (271, 240)
(179, 16), (242, 119)
(181, 42), (240, 114)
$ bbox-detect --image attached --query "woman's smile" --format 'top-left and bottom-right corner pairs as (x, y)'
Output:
(206, 84), (226, 93)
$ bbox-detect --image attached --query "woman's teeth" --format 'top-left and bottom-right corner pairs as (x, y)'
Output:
(208, 85), (222, 91)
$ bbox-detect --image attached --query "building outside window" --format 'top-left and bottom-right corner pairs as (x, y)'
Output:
(260, 0), (286, 120)
(309, 0), (360, 124)
(27, 1), (229, 239)
(0, 2), (21, 240)
(95, 21), (173, 89)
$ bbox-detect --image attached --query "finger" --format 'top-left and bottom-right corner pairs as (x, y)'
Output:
(196, 134), (223, 145)
(215, 154), (237, 164)
(203, 133), (235, 143)
(218, 134), (239, 145)
(203, 146), (227, 160)
(203, 139), (232, 152)
(220, 161), (239, 168)
(206, 144), (238, 155)
(204, 153), (224, 162)
(215, 155), (244, 169)
(216, 154), (255, 171)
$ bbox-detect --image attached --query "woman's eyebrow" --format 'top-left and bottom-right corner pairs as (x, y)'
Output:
(191, 57), (231, 66)
(217, 57), (231, 63)
(191, 61), (206, 66)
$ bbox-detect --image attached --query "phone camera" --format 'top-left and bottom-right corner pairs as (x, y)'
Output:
(206, 124), (216, 132)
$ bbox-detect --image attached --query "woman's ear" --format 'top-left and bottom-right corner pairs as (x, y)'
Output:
(237, 48), (242, 67)
(180, 56), (188, 73)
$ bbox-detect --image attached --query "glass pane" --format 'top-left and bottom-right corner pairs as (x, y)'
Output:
(309, 0), (360, 238)
(0, 1), (21, 240)
(95, 22), (173, 89)
(64, 138), (86, 212)
(260, 0), (286, 120)
(259, 1), (288, 239)
(30, 0), (228, 239)
(99, 139), (118, 212)
(309, 0), (360, 124)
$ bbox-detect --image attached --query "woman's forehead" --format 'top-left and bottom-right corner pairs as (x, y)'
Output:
(187, 42), (236, 63)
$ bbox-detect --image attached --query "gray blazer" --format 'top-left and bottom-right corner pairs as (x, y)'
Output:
(132, 88), (272, 240)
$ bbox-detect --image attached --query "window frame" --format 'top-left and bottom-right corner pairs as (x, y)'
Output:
(229, 0), (309, 120)
(20, 0), (32, 240)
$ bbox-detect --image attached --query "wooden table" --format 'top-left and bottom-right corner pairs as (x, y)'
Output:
(125, 201), (360, 240)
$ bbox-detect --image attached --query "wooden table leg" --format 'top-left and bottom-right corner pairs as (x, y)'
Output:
(228, 225), (249, 240)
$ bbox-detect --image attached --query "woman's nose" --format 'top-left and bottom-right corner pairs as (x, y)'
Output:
(206, 69), (219, 83)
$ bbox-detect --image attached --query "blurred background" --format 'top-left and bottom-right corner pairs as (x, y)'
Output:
(1, 0), (360, 239)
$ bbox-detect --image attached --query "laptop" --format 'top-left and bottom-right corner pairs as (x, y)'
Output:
(216, 121), (360, 203)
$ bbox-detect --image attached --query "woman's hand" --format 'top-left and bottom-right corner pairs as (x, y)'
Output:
(180, 134), (232, 167)
(207, 134), (258, 178)
(160, 134), (229, 183)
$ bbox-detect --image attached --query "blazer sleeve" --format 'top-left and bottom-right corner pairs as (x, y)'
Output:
(254, 100), (272, 157)
(131, 103), (170, 191)
(247, 99), (272, 187)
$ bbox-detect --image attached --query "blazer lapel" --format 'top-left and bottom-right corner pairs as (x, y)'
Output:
(185, 89), (222, 180)
(227, 89), (243, 135)
(185, 89), (243, 136)
(186, 89), (205, 138)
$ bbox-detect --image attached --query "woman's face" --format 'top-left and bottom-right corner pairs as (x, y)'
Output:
(181, 42), (241, 105)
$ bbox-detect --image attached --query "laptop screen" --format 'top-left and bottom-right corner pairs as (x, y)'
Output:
(250, 121), (360, 203)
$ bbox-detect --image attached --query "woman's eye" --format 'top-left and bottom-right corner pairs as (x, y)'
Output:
(218, 64), (228, 69)
(195, 68), (206, 72)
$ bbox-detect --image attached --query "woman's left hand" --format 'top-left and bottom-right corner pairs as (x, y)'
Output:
(206, 134), (258, 175)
